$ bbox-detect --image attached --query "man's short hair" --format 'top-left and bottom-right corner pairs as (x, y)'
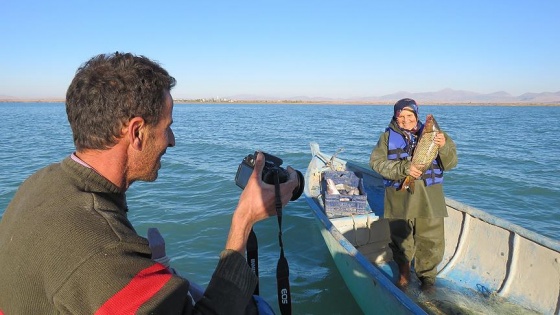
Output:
(66, 52), (176, 151)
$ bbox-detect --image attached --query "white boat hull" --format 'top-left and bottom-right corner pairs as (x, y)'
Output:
(304, 142), (560, 315)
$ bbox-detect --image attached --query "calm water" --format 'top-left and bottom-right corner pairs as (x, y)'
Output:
(1, 102), (559, 314)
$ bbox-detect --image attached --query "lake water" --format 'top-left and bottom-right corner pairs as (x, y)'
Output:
(1, 102), (558, 314)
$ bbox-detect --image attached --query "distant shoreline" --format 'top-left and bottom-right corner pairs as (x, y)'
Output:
(1, 99), (559, 106)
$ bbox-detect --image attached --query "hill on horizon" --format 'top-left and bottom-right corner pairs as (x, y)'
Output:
(3, 88), (560, 104)
(221, 88), (560, 104)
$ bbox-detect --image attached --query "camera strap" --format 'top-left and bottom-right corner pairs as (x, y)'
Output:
(273, 172), (292, 315)
(247, 228), (259, 295)
(245, 170), (292, 315)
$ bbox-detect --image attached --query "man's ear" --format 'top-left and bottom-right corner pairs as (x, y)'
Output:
(127, 117), (146, 151)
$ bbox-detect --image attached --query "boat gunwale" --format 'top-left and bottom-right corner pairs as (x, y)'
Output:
(443, 197), (560, 253)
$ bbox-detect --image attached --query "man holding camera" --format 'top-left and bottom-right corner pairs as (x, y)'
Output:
(0, 52), (300, 314)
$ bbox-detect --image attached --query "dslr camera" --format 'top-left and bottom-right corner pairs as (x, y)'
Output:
(235, 151), (304, 201)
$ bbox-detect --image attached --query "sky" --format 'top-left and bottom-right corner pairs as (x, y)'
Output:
(1, 0), (559, 100)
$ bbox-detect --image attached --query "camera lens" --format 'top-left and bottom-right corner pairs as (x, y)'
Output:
(262, 167), (287, 186)
(262, 168), (304, 201)
(291, 170), (305, 201)
(236, 151), (304, 201)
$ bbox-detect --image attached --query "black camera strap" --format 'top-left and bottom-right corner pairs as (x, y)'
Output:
(247, 228), (259, 295)
(273, 171), (291, 315)
(246, 170), (292, 315)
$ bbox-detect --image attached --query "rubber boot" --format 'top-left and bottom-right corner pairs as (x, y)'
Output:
(419, 276), (436, 293)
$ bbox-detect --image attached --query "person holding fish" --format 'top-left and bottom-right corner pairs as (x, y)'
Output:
(369, 98), (458, 291)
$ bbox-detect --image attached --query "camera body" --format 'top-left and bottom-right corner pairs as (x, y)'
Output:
(235, 151), (304, 201)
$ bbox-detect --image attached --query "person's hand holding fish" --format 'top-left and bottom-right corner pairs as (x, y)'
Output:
(409, 164), (423, 179)
(434, 132), (446, 147)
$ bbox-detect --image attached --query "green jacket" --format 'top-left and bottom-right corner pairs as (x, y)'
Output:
(369, 120), (458, 219)
(0, 157), (256, 314)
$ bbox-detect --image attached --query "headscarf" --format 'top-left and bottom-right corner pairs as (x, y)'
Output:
(393, 98), (419, 120)
(393, 98), (421, 134)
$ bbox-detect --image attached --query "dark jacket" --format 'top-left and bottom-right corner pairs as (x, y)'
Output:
(370, 120), (458, 219)
(0, 157), (256, 314)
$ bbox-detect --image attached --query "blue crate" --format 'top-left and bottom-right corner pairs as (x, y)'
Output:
(321, 171), (368, 217)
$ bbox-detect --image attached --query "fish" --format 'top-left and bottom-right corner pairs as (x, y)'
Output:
(326, 178), (361, 198)
(326, 178), (340, 195)
(399, 114), (441, 194)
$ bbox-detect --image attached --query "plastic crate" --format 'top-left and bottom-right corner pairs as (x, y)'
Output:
(321, 171), (368, 217)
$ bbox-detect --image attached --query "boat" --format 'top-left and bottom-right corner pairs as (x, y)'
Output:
(303, 142), (560, 315)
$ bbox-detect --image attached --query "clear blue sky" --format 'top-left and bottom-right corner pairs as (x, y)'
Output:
(1, 0), (559, 99)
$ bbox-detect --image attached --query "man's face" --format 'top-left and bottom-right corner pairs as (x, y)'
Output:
(396, 109), (418, 131)
(136, 91), (175, 182)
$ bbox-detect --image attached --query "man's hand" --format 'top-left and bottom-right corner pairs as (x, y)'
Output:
(225, 152), (300, 254)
